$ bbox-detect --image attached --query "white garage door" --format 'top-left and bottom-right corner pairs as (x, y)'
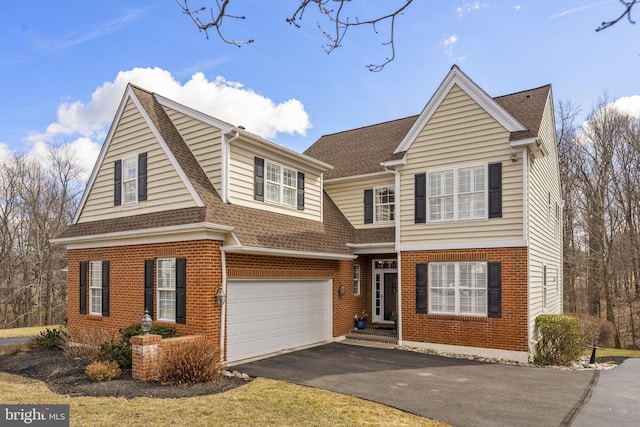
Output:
(226, 279), (331, 363)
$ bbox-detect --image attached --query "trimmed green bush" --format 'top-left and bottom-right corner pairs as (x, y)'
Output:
(97, 339), (132, 370)
(534, 314), (582, 366)
(35, 327), (68, 350)
(119, 323), (176, 342)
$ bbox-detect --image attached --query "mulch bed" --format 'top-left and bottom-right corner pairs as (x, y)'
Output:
(0, 349), (249, 399)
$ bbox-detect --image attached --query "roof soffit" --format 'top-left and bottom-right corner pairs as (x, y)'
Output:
(394, 65), (527, 154)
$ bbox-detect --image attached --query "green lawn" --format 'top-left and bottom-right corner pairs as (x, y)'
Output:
(0, 325), (59, 339)
(593, 347), (640, 358)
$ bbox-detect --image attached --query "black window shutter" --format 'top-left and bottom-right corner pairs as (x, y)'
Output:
(488, 162), (502, 218)
(416, 263), (427, 313)
(415, 173), (426, 223)
(144, 260), (154, 318)
(364, 189), (374, 224)
(79, 262), (87, 314)
(138, 153), (147, 201)
(297, 171), (305, 210)
(254, 157), (264, 201)
(175, 258), (187, 324)
(487, 262), (502, 318)
(101, 261), (110, 317)
(114, 160), (122, 206)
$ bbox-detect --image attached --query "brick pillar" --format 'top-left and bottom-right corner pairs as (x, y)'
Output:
(131, 334), (162, 381)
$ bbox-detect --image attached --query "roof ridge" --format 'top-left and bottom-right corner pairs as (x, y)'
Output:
(494, 84), (551, 100)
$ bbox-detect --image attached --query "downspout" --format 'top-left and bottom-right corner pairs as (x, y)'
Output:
(222, 132), (240, 203)
(219, 248), (228, 365)
(523, 149), (535, 358)
(386, 166), (403, 346)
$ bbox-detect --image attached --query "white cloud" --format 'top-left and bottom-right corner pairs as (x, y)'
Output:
(612, 95), (640, 117)
(0, 141), (10, 163)
(514, 5), (522, 12)
(26, 67), (312, 179)
(456, 1), (486, 17)
(442, 35), (460, 58)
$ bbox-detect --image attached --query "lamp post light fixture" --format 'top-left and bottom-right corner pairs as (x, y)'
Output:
(141, 309), (152, 335)
(216, 288), (226, 305)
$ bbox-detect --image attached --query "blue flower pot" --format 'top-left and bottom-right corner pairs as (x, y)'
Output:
(356, 320), (365, 330)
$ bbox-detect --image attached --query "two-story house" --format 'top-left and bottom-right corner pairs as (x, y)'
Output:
(54, 66), (562, 364)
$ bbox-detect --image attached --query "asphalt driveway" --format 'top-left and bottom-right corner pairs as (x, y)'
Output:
(234, 343), (596, 427)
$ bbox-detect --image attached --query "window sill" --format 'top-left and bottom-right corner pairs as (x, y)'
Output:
(87, 314), (103, 321)
(425, 313), (488, 322)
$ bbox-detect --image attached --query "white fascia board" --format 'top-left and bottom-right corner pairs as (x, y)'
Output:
(346, 242), (396, 255)
(399, 240), (528, 252)
(221, 244), (356, 260)
(129, 91), (205, 207)
(51, 222), (234, 250)
(154, 94), (234, 134)
(72, 86), (135, 225)
(324, 170), (393, 184)
(510, 137), (539, 148)
(232, 131), (333, 173)
(394, 65), (527, 154)
(381, 156), (407, 169)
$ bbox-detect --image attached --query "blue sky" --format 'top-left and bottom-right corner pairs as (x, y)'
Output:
(1, 1), (638, 177)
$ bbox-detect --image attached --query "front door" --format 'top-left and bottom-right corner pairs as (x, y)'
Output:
(372, 260), (397, 324)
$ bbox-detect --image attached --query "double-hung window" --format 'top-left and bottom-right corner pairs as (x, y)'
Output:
(122, 156), (138, 205)
(157, 258), (176, 322)
(265, 161), (297, 208)
(375, 187), (395, 222)
(89, 261), (102, 315)
(428, 165), (486, 222)
(429, 262), (487, 316)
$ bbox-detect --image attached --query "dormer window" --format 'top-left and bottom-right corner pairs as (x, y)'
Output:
(266, 161), (297, 208)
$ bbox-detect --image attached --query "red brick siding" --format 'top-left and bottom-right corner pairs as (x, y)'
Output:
(67, 240), (223, 344)
(401, 247), (529, 352)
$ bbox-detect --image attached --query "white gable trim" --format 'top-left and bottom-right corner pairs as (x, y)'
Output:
(128, 90), (205, 207)
(394, 65), (527, 154)
(155, 94), (234, 134)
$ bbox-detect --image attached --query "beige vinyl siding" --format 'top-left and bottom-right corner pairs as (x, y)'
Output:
(399, 84), (524, 246)
(228, 143), (323, 221)
(527, 92), (563, 342)
(324, 174), (395, 228)
(163, 106), (223, 192)
(77, 99), (198, 223)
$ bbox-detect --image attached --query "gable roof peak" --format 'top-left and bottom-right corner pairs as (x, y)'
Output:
(393, 65), (527, 154)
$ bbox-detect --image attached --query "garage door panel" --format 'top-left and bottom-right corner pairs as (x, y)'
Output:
(227, 279), (331, 363)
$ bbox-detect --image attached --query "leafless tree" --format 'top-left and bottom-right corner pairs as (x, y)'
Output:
(176, 0), (414, 71)
(0, 148), (82, 327)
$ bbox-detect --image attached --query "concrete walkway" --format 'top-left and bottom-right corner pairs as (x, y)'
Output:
(571, 358), (640, 427)
(235, 343), (596, 427)
(0, 336), (31, 346)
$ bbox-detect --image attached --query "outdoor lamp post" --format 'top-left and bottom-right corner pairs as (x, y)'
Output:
(141, 309), (152, 335)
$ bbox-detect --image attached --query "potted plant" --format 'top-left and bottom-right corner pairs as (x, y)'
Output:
(354, 310), (367, 330)
(391, 311), (398, 332)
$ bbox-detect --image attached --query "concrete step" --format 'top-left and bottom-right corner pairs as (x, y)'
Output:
(346, 327), (398, 345)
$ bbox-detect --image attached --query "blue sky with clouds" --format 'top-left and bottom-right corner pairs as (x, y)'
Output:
(0, 1), (638, 177)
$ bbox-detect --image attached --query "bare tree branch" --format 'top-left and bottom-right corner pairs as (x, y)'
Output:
(286, 0), (414, 72)
(596, 0), (638, 32)
(176, 0), (254, 47)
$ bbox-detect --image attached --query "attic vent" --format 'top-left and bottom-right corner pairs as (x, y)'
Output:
(238, 126), (246, 129)
(525, 94), (532, 99)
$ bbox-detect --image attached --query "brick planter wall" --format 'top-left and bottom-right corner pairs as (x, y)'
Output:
(131, 334), (206, 381)
(401, 247), (529, 352)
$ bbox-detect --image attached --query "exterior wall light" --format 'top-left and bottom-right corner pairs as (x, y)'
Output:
(338, 284), (346, 297)
(216, 288), (227, 305)
(141, 309), (153, 335)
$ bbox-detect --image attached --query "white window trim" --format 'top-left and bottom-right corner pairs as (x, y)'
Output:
(428, 261), (488, 316)
(122, 155), (138, 206)
(265, 159), (297, 209)
(374, 186), (395, 223)
(157, 257), (176, 322)
(89, 261), (102, 316)
(427, 163), (488, 223)
(354, 264), (361, 296)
